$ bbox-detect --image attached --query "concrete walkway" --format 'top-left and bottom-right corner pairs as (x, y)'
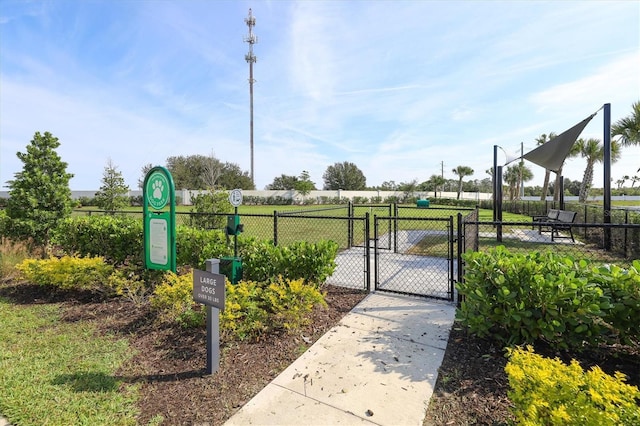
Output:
(225, 292), (456, 425)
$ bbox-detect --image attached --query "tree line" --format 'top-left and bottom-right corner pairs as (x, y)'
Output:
(2, 102), (638, 248)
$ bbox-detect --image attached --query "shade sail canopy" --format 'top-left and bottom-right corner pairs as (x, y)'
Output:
(523, 114), (596, 173)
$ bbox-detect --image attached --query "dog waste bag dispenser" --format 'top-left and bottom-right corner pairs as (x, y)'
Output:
(222, 214), (243, 284)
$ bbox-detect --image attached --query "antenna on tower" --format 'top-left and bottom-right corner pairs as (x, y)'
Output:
(244, 8), (257, 186)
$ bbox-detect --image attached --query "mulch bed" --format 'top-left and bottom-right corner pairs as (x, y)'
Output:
(2, 281), (638, 425)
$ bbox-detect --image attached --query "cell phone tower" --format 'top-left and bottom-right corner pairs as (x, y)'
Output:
(244, 8), (257, 186)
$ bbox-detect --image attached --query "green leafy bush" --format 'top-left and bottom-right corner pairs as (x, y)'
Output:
(52, 216), (142, 265)
(16, 255), (114, 292)
(175, 226), (231, 270)
(458, 247), (609, 349)
(459, 249), (640, 349)
(189, 191), (232, 230)
(506, 346), (640, 425)
(584, 261), (640, 345)
(241, 240), (338, 286)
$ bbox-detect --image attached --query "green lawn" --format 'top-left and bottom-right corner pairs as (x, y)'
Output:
(0, 298), (142, 426)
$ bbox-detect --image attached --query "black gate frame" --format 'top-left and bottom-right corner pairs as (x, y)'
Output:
(373, 215), (456, 301)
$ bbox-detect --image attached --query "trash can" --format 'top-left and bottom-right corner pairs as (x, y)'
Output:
(220, 256), (243, 284)
(417, 199), (430, 208)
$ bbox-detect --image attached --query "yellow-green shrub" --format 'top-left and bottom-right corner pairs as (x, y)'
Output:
(106, 268), (149, 305)
(150, 271), (205, 328)
(220, 280), (268, 340)
(266, 277), (326, 330)
(16, 255), (114, 292)
(150, 272), (327, 340)
(505, 346), (640, 425)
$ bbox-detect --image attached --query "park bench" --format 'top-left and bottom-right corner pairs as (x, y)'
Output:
(532, 208), (559, 226)
(532, 209), (576, 242)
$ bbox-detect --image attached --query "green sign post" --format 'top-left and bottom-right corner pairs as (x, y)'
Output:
(143, 167), (176, 272)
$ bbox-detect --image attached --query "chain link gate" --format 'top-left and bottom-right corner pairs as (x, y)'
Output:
(373, 215), (455, 301)
(274, 213), (371, 291)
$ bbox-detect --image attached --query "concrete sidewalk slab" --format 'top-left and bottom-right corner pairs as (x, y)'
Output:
(225, 292), (456, 426)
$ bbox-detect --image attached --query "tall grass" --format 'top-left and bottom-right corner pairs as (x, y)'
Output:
(0, 238), (32, 281)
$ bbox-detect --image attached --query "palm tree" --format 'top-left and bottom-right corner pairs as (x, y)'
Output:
(503, 165), (520, 200)
(504, 163), (533, 200)
(452, 166), (474, 200)
(427, 174), (446, 198)
(575, 138), (621, 202)
(553, 139), (581, 202)
(612, 101), (640, 147)
(534, 132), (556, 200)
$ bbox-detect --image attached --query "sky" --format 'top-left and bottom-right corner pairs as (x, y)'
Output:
(1, 0), (639, 191)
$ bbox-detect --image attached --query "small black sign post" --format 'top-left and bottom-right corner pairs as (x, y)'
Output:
(193, 259), (225, 374)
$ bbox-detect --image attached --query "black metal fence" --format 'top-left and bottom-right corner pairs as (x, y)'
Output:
(460, 219), (640, 268)
(73, 202), (639, 299)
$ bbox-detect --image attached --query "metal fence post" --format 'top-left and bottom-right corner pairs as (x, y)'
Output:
(393, 203), (398, 254)
(456, 212), (463, 306)
(449, 216), (455, 302)
(273, 210), (278, 246)
(365, 212), (370, 292)
(373, 214), (378, 292)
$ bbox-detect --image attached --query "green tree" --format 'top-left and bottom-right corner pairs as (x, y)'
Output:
(166, 155), (209, 189)
(398, 179), (418, 194)
(379, 180), (398, 191)
(612, 100), (640, 147)
(575, 138), (621, 202)
(217, 162), (254, 190)
(322, 162), (366, 190)
(5, 131), (74, 248)
(294, 170), (316, 199)
(266, 174), (299, 190)
(534, 132), (557, 200)
(189, 190), (233, 229)
(452, 166), (474, 200)
(138, 163), (154, 189)
(94, 158), (130, 211)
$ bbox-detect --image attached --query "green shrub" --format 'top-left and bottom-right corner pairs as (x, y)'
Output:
(584, 261), (640, 345)
(175, 226), (231, 269)
(505, 346), (640, 425)
(458, 247), (609, 349)
(16, 255), (114, 292)
(239, 240), (282, 283)
(241, 240), (338, 286)
(52, 216), (142, 265)
(459, 249), (640, 350)
(189, 191), (233, 230)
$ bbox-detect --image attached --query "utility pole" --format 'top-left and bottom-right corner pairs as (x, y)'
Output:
(244, 8), (257, 186)
(519, 142), (524, 199)
(441, 161), (444, 196)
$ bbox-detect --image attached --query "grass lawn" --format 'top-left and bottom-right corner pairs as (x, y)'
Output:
(0, 297), (141, 426)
